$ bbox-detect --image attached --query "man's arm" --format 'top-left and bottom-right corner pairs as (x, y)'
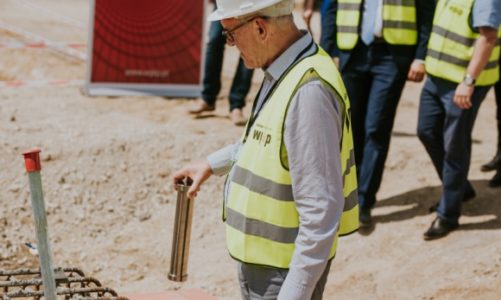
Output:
(331, 0), (339, 59)
(278, 81), (345, 300)
(207, 143), (240, 176)
(454, 0), (500, 109)
(414, 0), (436, 60)
(303, 0), (315, 31)
(407, 0), (436, 81)
(454, 26), (499, 109)
(171, 143), (239, 198)
(326, 0), (340, 63)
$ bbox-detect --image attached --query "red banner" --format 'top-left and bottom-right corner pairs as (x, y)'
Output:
(86, 0), (205, 96)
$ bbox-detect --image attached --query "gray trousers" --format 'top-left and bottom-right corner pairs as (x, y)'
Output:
(237, 260), (332, 300)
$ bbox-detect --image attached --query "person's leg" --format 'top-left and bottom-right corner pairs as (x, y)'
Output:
(437, 83), (490, 224)
(237, 261), (332, 300)
(200, 20), (225, 107)
(237, 263), (286, 300)
(340, 44), (372, 225)
(417, 76), (445, 179)
(481, 62), (501, 170)
(488, 75), (501, 186)
(340, 43), (371, 172)
(495, 77), (501, 149)
(228, 59), (254, 111)
(417, 77), (475, 213)
(356, 43), (408, 210)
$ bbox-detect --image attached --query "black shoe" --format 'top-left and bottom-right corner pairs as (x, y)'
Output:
(463, 188), (476, 202)
(359, 207), (372, 227)
(481, 153), (501, 172)
(423, 217), (458, 241)
(428, 188), (476, 213)
(489, 171), (501, 188)
(428, 202), (438, 213)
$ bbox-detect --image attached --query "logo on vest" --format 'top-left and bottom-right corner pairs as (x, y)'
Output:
(448, 5), (463, 16)
(252, 129), (272, 147)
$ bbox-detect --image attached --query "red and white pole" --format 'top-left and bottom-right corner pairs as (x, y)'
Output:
(22, 148), (57, 300)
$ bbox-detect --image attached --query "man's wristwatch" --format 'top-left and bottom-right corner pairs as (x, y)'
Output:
(463, 74), (476, 86)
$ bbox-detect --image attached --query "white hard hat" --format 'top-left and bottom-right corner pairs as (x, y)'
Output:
(208, 0), (294, 21)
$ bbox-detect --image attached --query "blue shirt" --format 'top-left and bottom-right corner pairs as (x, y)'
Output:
(472, 0), (501, 29)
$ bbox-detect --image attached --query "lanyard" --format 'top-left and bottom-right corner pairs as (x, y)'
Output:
(242, 40), (317, 143)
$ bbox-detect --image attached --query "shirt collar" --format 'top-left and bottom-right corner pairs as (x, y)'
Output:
(263, 30), (314, 81)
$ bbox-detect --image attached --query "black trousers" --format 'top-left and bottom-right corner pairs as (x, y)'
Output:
(494, 63), (501, 149)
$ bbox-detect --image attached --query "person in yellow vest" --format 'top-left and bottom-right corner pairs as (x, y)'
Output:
(172, 0), (359, 298)
(417, 0), (501, 240)
(334, 0), (435, 228)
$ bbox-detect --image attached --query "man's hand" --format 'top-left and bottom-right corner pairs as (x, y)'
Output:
(407, 60), (425, 82)
(172, 161), (213, 198)
(302, 9), (313, 32)
(454, 82), (474, 109)
(332, 57), (339, 68)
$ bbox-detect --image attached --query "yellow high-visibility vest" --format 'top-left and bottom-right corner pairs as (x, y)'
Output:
(336, 0), (418, 50)
(224, 48), (359, 269)
(425, 0), (500, 86)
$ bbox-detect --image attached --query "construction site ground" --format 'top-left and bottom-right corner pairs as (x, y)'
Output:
(0, 1), (500, 299)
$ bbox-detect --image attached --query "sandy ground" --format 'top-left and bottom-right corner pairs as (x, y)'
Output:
(1, 1), (500, 299)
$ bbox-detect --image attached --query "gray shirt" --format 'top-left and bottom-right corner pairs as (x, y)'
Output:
(208, 32), (345, 300)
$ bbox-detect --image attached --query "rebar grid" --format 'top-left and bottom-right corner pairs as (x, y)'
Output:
(0, 268), (128, 300)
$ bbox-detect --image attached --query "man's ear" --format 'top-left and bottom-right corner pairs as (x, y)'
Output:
(255, 17), (268, 40)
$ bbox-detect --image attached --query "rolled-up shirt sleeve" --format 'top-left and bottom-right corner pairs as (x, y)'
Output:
(277, 81), (345, 300)
(207, 143), (239, 176)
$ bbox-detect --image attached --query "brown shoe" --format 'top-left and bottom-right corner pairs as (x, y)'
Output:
(481, 152), (501, 172)
(188, 100), (215, 114)
(230, 108), (247, 126)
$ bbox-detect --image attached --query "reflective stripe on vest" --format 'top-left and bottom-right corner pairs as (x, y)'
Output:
(337, 0), (417, 50)
(337, 0), (362, 50)
(425, 0), (501, 86)
(383, 0), (417, 45)
(224, 48), (359, 268)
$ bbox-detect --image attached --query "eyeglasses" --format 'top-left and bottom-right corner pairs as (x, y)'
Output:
(221, 16), (262, 44)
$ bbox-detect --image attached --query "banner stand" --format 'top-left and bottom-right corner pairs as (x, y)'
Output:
(84, 84), (202, 98)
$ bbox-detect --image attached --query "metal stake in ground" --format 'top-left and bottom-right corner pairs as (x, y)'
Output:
(22, 148), (57, 300)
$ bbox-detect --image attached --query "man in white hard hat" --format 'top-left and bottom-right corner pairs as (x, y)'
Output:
(172, 0), (359, 299)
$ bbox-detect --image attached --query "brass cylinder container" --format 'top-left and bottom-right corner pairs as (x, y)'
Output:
(168, 181), (194, 282)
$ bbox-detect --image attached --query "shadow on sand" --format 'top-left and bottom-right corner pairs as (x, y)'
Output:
(193, 113), (228, 120)
(392, 130), (482, 144)
(364, 180), (500, 233)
